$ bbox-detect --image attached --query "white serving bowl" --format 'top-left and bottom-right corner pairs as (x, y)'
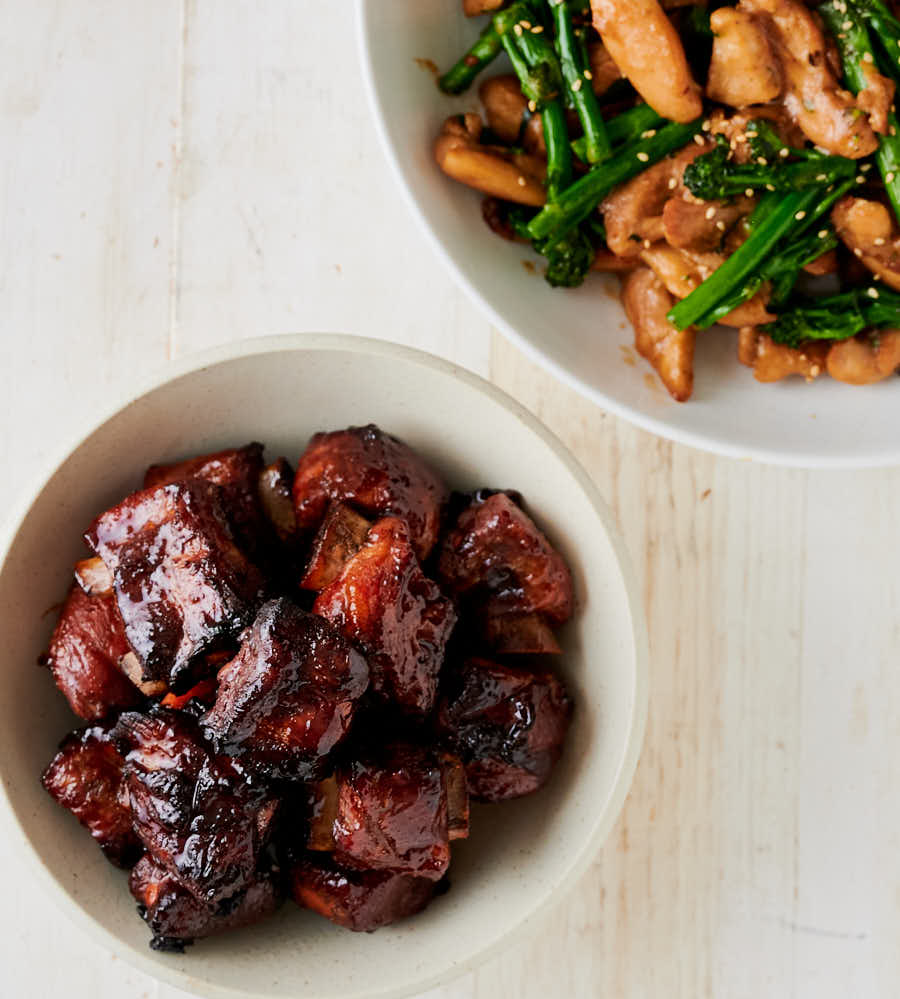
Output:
(357, 1), (900, 468)
(0, 335), (646, 999)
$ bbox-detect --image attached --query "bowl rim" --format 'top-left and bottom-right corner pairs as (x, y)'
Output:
(355, 0), (900, 471)
(0, 332), (648, 999)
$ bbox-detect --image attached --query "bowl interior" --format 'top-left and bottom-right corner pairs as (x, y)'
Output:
(0, 337), (644, 999)
(358, 0), (900, 468)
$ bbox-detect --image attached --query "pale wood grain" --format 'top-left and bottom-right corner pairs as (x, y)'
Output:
(3, 2), (900, 997)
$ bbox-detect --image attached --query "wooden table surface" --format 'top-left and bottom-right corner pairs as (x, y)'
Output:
(2, 4), (897, 997)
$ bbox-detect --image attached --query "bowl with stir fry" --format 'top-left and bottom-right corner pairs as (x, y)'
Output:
(359, 0), (900, 466)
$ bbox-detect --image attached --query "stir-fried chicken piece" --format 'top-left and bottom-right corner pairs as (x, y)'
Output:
(479, 75), (545, 155)
(751, 334), (829, 382)
(434, 113), (547, 208)
(437, 491), (573, 625)
(827, 330), (900, 384)
(601, 143), (711, 258)
(314, 517), (456, 716)
(46, 585), (142, 720)
(436, 658), (572, 802)
(299, 503), (371, 591)
(857, 62), (896, 136)
(324, 744), (456, 881)
(42, 723), (141, 867)
(662, 194), (757, 254)
(293, 424), (450, 562)
(590, 0), (703, 123)
(113, 709), (278, 905)
(86, 480), (266, 690)
(739, 0), (878, 158)
(144, 443), (270, 560)
(130, 855), (279, 952)
(707, 7), (782, 107)
(201, 598), (369, 780)
(622, 267), (696, 401)
(290, 855), (435, 932)
(832, 196), (900, 291)
(462, 0), (503, 14)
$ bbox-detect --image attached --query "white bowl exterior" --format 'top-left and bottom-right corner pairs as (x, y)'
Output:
(0, 335), (646, 999)
(358, 0), (900, 468)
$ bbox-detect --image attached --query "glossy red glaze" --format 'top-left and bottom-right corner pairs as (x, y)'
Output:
(113, 709), (277, 905)
(130, 855), (279, 952)
(332, 744), (451, 881)
(201, 598), (369, 780)
(437, 492), (574, 625)
(314, 517), (456, 715)
(41, 724), (141, 867)
(292, 425), (449, 561)
(46, 585), (142, 720)
(86, 481), (266, 689)
(290, 855), (434, 932)
(436, 657), (572, 802)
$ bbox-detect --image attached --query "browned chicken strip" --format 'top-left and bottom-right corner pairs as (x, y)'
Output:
(707, 7), (782, 107)
(827, 330), (900, 384)
(590, 0), (703, 123)
(832, 196), (900, 290)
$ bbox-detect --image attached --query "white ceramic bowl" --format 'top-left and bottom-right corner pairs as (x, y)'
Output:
(358, 1), (900, 468)
(0, 335), (646, 999)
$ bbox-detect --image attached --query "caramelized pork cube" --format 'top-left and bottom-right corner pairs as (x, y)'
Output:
(41, 724), (140, 867)
(437, 492), (573, 626)
(314, 517), (456, 715)
(292, 425), (450, 561)
(113, 709), (277, 905)
(482, 611), (562, 655)
(290, 856), (435, 932)
(330, 744), (453, 881)
(257, 457), (297, 541)
(299, 503), (371, 591)
(144, 443), (268, 558)
(130, 856), (279, 952)
(86, 480), (266, 689)
(201, 598), (369, 780)
(436, 658), (572, 802)
(46, 585), (142, 720)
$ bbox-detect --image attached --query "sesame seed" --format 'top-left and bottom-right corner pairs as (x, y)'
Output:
(863, 51), (874, 64)
(636, 151), (649, 162)
(888, 172), (896, 183)
(528, 99), (537, 112)
(868, 287), (880, 299)
(517, 176), (526, 187)
(668, 177), (678, 190)
(779, 147), (789, 158)
(757, 156), (768, 165)
(584, 69), (593, 80)
(702, 119), (712, 132)
(862, 163), (873, 171)
(854, 248), (863, 257)
(875, 237), (886, 246)
(809, 364), (821, 378)
(514, 23), (523, 36)
(531, 25), (543, 33)
(842, 19), (852, 29)
(857, 175), (866, 183)
(795, 210), (806, 220)
(735, 133), (747, 143)
(745, 188), (754, 198)
(519, 19), (531, 28)
(643, 239), (651, 249)
(705, 206), (716, 220)
(716, 220), (726, 231)
(694, 134), (705, 145)
(641, 129), (657, 139)
(818, 229), (829, 238)
(766, 183), (776, 191)
(572, 78), (582, 92)
(816, 174), (827, 181)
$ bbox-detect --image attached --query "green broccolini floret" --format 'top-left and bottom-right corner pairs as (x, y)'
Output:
(764, 288), (900, 348)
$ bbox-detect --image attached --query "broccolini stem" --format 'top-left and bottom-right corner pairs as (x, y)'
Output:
(571, 105), (664, 161)
(527, 118), (703, 243)
(541, 101), (574, 199)
(668, 189), (820, 330)
(438, 23), (503, 96)
(821, 2), (900, 223)
(551, 0), (610, 163)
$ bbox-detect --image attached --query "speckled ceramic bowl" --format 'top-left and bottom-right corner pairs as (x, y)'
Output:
(0, 334), (646, 998)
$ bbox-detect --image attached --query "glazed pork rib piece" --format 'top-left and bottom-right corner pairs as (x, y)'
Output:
(290, 855), (436, 932)
(436, 658), (572, 802)
(313, 517), (457, 716)
(45, 584), (142, 720)
(201, 598), (369, 780)
(42, 723), (141, 867)
(130, 855), (280, 952)
(113, 709), (278, 905)
(292, 425), (450, 561)
(85, 480), (266, 690)
(308, 743), (467, 881)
